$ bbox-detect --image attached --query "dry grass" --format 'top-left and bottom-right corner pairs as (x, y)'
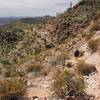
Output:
(51, 51), (71, 66)
(66, 61), (73, 68)
(0, 77), (26, 100)
(52, 69), (85, 98)
(76, 59), (97, 76)
(26, 63), (42, 73)
(88, 38), (100, 53)
(90, 23), (100, 32)
(26, 63), (50, 76)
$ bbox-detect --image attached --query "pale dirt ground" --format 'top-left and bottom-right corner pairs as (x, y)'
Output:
(81, 31), (100, 100)
(68, 31), (100, 100)
(26, 31), (100, 100)
(84, 52), (100, 100)
(26, 75), (52, 99)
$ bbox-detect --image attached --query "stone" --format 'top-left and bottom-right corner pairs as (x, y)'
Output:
(65, 96), (75, 100)
(33, 96), (39, 100)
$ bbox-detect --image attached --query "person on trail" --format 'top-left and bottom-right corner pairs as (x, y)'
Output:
(74, 49), (80, 57)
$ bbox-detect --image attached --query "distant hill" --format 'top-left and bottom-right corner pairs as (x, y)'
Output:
(0, 0), (100, 61)
(0, 16), (54, 26)
(0, 17), (20, 26)
(19, 15), (54, 24)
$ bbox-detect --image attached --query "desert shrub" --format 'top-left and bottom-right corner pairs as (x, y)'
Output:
(26, 63), (42, 73)
(90, 23), (100, 32)
(78, 0), (87, 6)
(0, 58), (11, 66)
(0, 78), (26, 100)
(88, 38), (100, 53)
(26, 63), (49, 77)
(49, 53), (66, 66)
(79, 50), (85, 57)
(66, 61), (73, 68)
(62, 51), (71, 60)
(82, 32), (93, 41)
(34, 47), (42, 55)
(51, 52), (71, 66)
(56, 54), (66, 66)
(52, 70), (85, 98)
(3, 65), (19, 77)
(85, 33), (93, 41)
(76, 59), (97, 76)
(4, 68), (18, 77)
(40, 66), (51, 76)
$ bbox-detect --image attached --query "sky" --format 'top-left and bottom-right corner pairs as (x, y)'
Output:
(0, 0), (80, 17)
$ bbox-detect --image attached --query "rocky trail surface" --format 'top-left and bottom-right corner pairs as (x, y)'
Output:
(75, 31), (100, 100)
(25, 31), (100, 100)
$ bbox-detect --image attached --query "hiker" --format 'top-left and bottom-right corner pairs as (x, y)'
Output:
(74, 49), (79, 57)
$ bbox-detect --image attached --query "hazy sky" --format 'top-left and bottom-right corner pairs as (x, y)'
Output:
(0, 0), (80, 17)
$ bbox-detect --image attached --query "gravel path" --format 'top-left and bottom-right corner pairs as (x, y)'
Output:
(84, 52), (100, 100)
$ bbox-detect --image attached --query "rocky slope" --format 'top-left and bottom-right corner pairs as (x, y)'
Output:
(0, 0), (100, 100)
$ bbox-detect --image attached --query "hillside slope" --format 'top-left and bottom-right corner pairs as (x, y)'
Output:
(0, 0), (100, 100)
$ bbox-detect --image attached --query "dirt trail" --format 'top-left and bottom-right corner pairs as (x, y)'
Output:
(71, 31), (100, 100)
(80, 31), (100, 100)
(26, 74), (52, 99)
(84, 52), (100, 100)
(26, 31), (100, 100)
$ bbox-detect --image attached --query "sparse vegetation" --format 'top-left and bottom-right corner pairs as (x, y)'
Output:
(26, 63), (43, 74)
(4, 66), (18, 77)
(91, 23), (100, 32)
(26, 63), (51, 76)
(0, 0), (100, 99)
(76, 59), (97, 76)
(50, 52), (71, 66)
(0, 78), (26, 100)
(88, 38), (100, 53)
(49, 54), (66, 66)
(66, 61), (73, 68)
(56, 54), (66, 66)
(52, 70), (85, 98)
(0, 58), (11, 66)
(34, 47), (42, 56)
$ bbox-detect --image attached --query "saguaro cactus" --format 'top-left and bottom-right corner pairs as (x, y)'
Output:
(69, 0), (72, 8)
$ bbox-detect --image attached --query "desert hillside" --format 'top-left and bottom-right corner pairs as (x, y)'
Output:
(0, 0), (100, 100)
